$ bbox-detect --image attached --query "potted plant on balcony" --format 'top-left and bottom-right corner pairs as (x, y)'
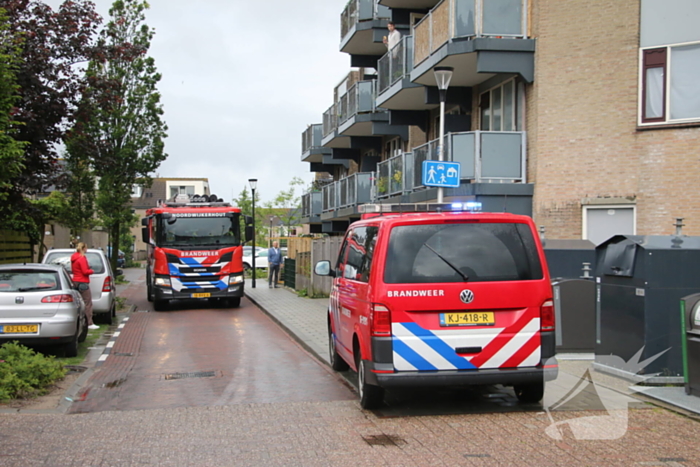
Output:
(376, 176), (388, 196)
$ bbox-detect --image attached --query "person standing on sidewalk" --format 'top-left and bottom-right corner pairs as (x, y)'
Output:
(268, 241), (283, 288)
(71, 242), (99, 330)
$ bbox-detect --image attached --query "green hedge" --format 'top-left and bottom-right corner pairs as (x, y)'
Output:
(0, 342), (67, 401)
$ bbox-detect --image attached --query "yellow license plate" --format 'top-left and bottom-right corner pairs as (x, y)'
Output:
(3, 324), (39, 334)
(440, 312), (495, 327)
(191, 293), (211, 298)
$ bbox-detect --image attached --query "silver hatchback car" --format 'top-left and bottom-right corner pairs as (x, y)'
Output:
(0, 263), (87, 357)
(42, 248), (116, 325)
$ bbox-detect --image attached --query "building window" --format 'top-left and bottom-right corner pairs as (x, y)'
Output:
(479, 79), (519, 131)
(582, 205), (636, 246)
(169, 186), (194, 199)
(640, 42), (700, 125)
(131, 185), (143, 197)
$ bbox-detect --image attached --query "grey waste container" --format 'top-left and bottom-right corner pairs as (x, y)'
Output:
(552, 278), (596, 353)
(595, 234), (700, 377)
(545, 239), (596, 280)
(682, 293), (700, 396)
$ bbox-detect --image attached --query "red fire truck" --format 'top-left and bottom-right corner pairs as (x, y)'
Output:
(141, 194), (253, 311)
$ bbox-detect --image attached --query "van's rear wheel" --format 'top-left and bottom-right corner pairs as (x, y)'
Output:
(514, 381), (544, 403)
(355, 348), (383, 410)
(328, 320), (349, 371)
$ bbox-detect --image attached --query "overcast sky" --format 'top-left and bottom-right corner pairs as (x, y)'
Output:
(44, 0), (351, 203)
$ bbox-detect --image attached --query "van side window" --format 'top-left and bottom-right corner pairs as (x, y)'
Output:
(343, 227), (365, 281)
(358, 227), (378, 282)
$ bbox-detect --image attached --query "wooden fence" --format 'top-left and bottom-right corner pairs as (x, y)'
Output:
(0, 230), (33, 265)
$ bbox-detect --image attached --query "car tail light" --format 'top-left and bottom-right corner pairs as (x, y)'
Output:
(103, 276), (112, 292)
(370, 304), (391, 336)
(42, 294), (74, 303)
(540, 299), (555, 331)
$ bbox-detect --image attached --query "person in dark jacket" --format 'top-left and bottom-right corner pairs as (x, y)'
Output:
(268, 241), (283, 288)
(71, 242), (99, 329)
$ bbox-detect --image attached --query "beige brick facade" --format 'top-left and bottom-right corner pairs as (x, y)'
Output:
(529, 0), (700, 238)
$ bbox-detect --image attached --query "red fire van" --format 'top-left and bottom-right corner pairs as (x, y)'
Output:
(315, 203), (557, 409)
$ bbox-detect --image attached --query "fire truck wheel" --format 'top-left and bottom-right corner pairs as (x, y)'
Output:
(228, 297), (241, 308)
(153, 299), (169, 312)
(328, 320), (349, 371)
(355, 347), (383, 410)
(514, 382), (544, 404)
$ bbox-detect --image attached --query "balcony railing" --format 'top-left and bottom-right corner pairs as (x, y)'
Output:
(302, 124), (324, 154)
(376, 152), (411, 199)
(341, 0), (391, 41)
(338, 80), (377, 125)
(410, 131), (526, 188)
(378, 35), (414, 94)
(414, 0), (528, 65)
(302, 191), (323, 218)
(322, 173), (374, 212)
(322, 104), (338, 138)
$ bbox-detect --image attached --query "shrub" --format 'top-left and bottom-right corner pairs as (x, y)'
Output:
(0, 342), (67, 401)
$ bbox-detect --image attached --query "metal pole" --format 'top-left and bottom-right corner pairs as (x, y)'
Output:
(437, 98), (446, 203)
(251, 187), (256, 288)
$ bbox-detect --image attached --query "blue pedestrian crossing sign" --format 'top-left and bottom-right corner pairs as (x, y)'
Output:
(422, 161), (461, 188)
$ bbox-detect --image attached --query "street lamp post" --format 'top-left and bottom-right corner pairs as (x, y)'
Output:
(248, 178), (257, 288)
(433, 66), (454, 204)
(269, 216), (274, 247)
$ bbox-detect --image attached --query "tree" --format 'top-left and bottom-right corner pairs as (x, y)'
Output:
(0, 8), (26, 206)
(269, 177), (305, 236)
(75, 0), (167, 270)
(0, 0), (102, 237)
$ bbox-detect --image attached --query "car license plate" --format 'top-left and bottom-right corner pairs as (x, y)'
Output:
(2, 324), (39, 334)
(191, 293), (211, 298)
(440, 312), (495, 327)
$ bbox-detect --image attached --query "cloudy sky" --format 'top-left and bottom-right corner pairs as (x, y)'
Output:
(45, 0), (351, 203)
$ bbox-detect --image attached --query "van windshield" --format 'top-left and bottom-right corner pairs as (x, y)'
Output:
(384, 222), (543, 284)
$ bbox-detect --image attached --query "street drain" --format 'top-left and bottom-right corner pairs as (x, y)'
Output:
(113, 352), (134, 357)
(362, 434), (406, 446)
(103, 377), (126, 388)
(163, 371), (218, 380)
(464, 454), (491, 459)
(659, 458), (687, 463)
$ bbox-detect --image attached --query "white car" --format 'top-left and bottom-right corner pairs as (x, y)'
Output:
(0, 263), (87, 357)
(242, 249), (269, 271)
(42, 249), (116, 325)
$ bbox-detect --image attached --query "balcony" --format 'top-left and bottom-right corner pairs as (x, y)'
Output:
(321, 173), (373, 214)
(376, 152), (413, 199)
(322, 103), (350, 148)
(340, 0), (391, 57)
(411, 0), (535, 88)
(302, 124), (331, 163)
(337, 80), (390, 136)
(376, 35), (429, 110)
(301, 191), (323, 223)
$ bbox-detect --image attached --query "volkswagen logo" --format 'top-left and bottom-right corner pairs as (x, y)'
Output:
(459, 289), (475, 304)
(15, 296), (24, 304)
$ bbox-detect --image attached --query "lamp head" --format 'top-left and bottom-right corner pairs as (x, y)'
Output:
(248, 178), (258, 191)
(433, 66), (454, 91)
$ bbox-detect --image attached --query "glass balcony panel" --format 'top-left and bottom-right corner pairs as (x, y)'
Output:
(377, 160), (390, 198)
(357, 173), (372, 204)
(404, 153), (414, 192)
(376, 2), (391, 19)
(390, 154), (403, 195)
(481, 132), (522, 179)
(322, 185), (331, 212)
(312, 192), (322, 215)
(378, 54), (390, 94)
(482, 0), (523, 36)
(455, 0), (476, 37)
(412, 143), (429, 188)
(405, 35), (414, 71)
(358, 81), (374, 112)
(323, 105), (338, 137)
(339, 178), (348, 207)
(358, 0), (374, 21)
(451, 133), (476, 179)
(341, 0), (358, 40)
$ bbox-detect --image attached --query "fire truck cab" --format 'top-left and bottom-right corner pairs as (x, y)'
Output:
(141, 194), (253, 310)
(315, 203), (558, 409)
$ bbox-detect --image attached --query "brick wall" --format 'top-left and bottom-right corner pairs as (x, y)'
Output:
(529, 0), (700, 238)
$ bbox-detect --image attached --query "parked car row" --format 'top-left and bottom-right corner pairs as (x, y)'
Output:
(242, 247), (288, 271)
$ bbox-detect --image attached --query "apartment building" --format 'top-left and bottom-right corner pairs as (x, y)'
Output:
(300, 0), (700, 244)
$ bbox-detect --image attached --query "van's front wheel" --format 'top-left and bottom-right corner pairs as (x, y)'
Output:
(514, 381), (544, 403)
(328, 321), (349, 371)
(355, 349), (383, 410)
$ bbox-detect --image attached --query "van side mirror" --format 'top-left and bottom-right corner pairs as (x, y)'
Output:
(314, 260), (335, 277)
(141, 217), (148, 226)
(141, 227), (149, 243)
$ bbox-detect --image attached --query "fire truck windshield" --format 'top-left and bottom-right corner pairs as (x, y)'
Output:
(157, 216), (241, 247)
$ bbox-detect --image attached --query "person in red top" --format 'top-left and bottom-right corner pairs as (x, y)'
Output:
(71, 242), (99, 329)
